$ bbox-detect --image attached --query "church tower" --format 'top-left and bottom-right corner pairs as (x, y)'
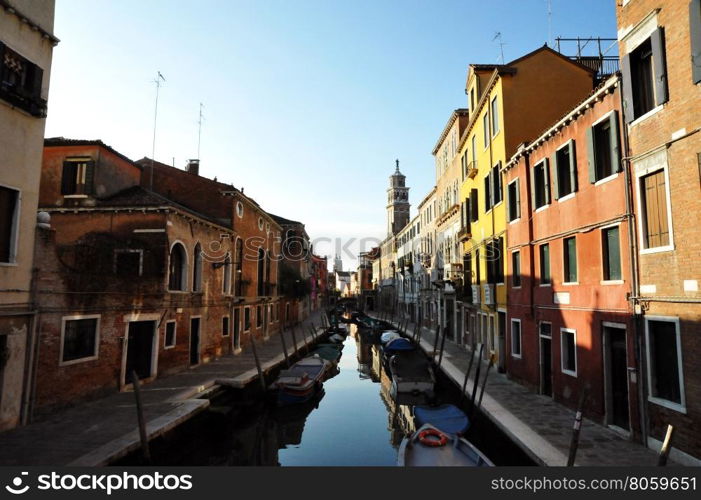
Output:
(386, 159), (410, 237)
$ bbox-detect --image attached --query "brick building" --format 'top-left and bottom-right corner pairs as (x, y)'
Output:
(504, 75), (639, 435)
(616, 0), (701, 463)
(310, 254), (328, 311)
(34, 140), (237, 414)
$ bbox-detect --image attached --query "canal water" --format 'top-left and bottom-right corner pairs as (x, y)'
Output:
(116, 324), (535, 466)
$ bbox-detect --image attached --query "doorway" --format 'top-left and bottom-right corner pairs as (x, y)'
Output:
(233, 308), (241, 351)
(125, 321), (156, 383)
(190, 317), (200, 366)
(539, 322), (552, 397)
(604, 324), (629, 430)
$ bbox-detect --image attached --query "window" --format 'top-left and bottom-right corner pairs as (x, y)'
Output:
(602, 226), (621, 281)
(60, 158), (95, 196)
(560, 329), (577, 376)
(692, 0), (701, 84)
(491, 96), (499, 136)
(61, 316), (99, 364)
(512, 251), (521, 287)
(475, 249), (480, 285)
(168, 243), (187, 291)
(256, 305), (262, 328)
(486, 237), (504, 284)
(640, 169), (670, 249)
(483, 174), (492, 212)
(244, 307), (251, 331)
(563, 237), (577, 283)
(469, 188), (478, 222)
(554, 141), (577, 199)
(223, 252), (232, 295)
(645, 317), (685, 411)
(234, 239), (243, 295)
(236, 202), (244, 218)
(483, 113), (490, 148)
(257, 248), (265, 296)
(540, 243), (551, 285)
(222, 316), (230, 337)
(507, 179), (520, 222)
(621, 28), (668, 122)
(531, 159), (550, 210)
(511, 319), (522, 358)
(587, 113), (620, 183)
(114, 249), (142, 276)
(492, 163), (502, 205)
(193, 243), (202, 292)
(0, 185), (19, 263)
(164, 321), (176, 348)
(0, 41), (46, 117)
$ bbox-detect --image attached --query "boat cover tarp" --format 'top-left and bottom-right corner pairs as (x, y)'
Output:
(414, 404), (470, 435)
(383, 337), (415, 353)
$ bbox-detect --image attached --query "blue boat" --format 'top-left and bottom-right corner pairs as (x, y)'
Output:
(382, 337), (415, 354)
(414, 404), (470, 436)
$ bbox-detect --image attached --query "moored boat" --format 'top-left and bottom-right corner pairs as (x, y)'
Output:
(380, 331), (402, 344)
(397, 424), (493, 467)
(413, 404), (470, 436)
(388, 350), (435, 399)
(269, 356), (330, 406)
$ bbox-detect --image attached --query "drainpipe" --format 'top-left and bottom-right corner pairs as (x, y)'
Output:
(619, 81), (648, 447)
(523, 150), (538, 385)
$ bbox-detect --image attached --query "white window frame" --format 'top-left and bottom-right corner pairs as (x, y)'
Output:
(644, 316), (686, 413)
(490, 96), (500, 137)
(562, 236), (578, 285)
(510, 318), (522, 358)
(59, 314), (101, 366)
(0, 182), (21, 266)
(164, 320), (177, 349)
(560, 328), (577, 377)
(507, 178), (520, 223)
(113, 249), (144, 276)
(600, 222), (624, 284)
(634, 151), (675, 254)
(511, 250), (521, 288)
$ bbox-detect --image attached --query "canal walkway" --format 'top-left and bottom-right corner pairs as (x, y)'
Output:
(374, 313), (674, 467)
(0, 313), (325, 466)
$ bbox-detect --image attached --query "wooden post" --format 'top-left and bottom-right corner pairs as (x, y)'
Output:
(130, 371), (152, 464)
(437, 323), (448, 368)
(299, 325), (309, 354)
(432, 324), (441, 361)
(279, 324), (290, 368)
(249, 333), (267, 392)
(469, 345), (484, 411)
(476, 353), (495, 411)
(657, 425), (675, 466)
(460, 346), (479, 404)
(290, 323), (299, 354)
(566, 389), (588, 466)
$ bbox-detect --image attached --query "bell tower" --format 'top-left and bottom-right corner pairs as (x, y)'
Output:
(386, 159), (410, 237)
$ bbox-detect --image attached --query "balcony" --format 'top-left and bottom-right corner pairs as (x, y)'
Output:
(467, 161), (478, 179)
(458, 226), (472, 242)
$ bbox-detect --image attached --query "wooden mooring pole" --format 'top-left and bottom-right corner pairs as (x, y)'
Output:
(460, 346), (478, 404)
(278, 323), (290, 368)
(469, 345), (484, 411)
(432, 324), (441, 361)
(657, 425), (675, 466)
(248, 333), (267, 392)
(437, 324), (449, 368)
(476, 353), (496, 411)
(566, 389), (589, 466)
(130, 371), (152, 464)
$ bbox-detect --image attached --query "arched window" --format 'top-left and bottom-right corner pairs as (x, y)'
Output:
(234, 238), (243, 296)
(223, 252), (231, 294)
(192, 243), (202, 292)
(257, 247), (265, 296)
(168, 243), (187, 291)
(265, 249), (272, 295)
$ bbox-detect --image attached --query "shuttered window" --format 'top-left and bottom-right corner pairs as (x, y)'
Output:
(470, 188), (479, 222)
(553, 140), (577, 199)
(61, 158), (95, 195)
(483, 113), (490, 148)
(0, 186), (19, 263)
(691, 0), (701, 84)
(532, 159), (550, 209)
(587, 112), (621, 183)
(540, 243), (551, 285)
(563, 237), (577, 283)
(602, 226), (622, 281)
(647, 319), (683, 407)
(621, 28), (668, 123)
(641, 169), (670, 249)
(512, 251), (521, 287)
(507, 178), (520, 221)
(493, 163), (503, 204)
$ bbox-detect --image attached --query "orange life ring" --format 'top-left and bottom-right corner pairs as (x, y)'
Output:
(418, 428), (448, 447)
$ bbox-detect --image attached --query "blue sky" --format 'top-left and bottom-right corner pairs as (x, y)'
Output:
(45, 0), (617, 269)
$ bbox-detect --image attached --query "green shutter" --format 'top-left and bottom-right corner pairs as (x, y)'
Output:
(586, 127), (597, 183)
(609, 112), (621, 173)
(569, 140), (578, 192)
(651, 27), (669, 105)
(515, 178), (521, 219)
(691, 0), (701, 84)
(530, 166), (536, 210)
(620, 54), (636, 123)
(551, 153), (560, 200)
(84, 161), (95, 195)
(544, 158), (551, 205)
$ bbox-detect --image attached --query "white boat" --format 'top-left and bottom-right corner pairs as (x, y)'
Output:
(380, 331), (402, 344)
(389, 351), (435, 398)
(397, 424), (493, 467)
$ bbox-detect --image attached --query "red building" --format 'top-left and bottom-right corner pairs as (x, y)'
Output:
(310, 254), (328, 311)
(503, 75), (639, 435)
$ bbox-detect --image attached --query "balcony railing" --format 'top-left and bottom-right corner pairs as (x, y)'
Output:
(467, 161), (478, 179)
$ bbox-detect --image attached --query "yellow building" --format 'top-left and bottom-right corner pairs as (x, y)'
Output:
(457, 46), (596, 368)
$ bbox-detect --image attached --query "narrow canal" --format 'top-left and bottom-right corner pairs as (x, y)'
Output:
(116, 323), (535, 466)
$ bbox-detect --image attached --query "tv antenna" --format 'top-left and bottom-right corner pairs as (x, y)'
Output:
(197, 102), (205, 159)
(150, 71), (166, 189)
(493, 32), (505, 63)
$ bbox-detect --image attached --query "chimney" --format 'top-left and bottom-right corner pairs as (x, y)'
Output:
(186, 159), (200, 176)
